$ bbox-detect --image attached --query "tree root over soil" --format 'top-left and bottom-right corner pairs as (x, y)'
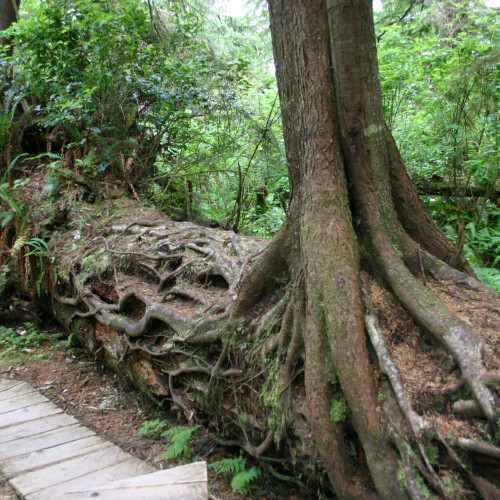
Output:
(0, 190), (498, 497)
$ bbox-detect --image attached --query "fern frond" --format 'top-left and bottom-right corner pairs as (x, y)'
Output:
(162, 424), (200, 458)
(211, 456), (246, 476)
(231, 466), (261, 494)
(137, 418), (167, 437)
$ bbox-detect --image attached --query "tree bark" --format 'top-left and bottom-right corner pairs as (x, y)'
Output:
(267, 1), (402, 496)
(0, 0), (20, 56)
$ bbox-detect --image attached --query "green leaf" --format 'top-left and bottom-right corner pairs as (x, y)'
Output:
(0, 211), (14, 227)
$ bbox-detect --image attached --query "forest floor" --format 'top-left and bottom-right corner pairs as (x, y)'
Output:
(0, 326), (302, 500)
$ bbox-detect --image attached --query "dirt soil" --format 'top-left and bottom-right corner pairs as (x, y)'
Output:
(0, 330), (300, 500)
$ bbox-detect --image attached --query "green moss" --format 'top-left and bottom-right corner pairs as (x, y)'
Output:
(100, 355), (119, 372)
(397, 463), (407, 490)
(415, 471), (432, 499)
(398, 464), (433, 499)
(78, 245), (112, 287)
(430, 394), (447, 413)
(329, 392), (349, 423)
(261, 357), (287, 441)
(424, 443), (439, 466)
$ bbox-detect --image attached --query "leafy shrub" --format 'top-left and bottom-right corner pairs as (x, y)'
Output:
(440, 208), (500, 292)
(377, 3), (499, 291)
(5, 0), (243, 182)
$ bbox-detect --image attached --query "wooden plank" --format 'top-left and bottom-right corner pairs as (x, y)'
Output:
(0, 379), (24, 392)
(2, 436), (112, 477)
(0, 413), (79, 444)
(26, 458), (154, 500)
(0, 378), (207, 500)
(0, 402), (62, 428)
(0, 381), (35, 401)
(0, 423), (96, 461)
(59, 462), (208, 500)
(10, 445), (152, 496)
(68, 461), (208, 489)
(0, 391), (48, 414)
(59, 482), (208, 499)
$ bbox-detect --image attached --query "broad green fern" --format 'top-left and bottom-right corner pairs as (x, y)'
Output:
(211, 456), (247, 475)
(137, 419), (167, 438)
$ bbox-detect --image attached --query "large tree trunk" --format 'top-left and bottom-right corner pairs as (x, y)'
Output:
(262, 1), (403, 496)
(248, 0), (499, 497)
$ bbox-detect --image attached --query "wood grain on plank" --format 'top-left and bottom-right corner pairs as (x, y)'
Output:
(0, 413), (79, 444)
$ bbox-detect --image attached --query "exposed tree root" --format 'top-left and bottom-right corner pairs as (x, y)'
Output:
(216, 429), (275, 459)
(2, 190), (499, 499)
(364, 310), (429, 439)
(437, 427), (500, 500)
(89, 292), (195, 337)
(453, 437), (500, 459)
(376, 246), (497, 424)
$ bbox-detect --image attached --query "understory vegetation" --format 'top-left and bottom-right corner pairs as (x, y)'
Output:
(0, 0), (499, 498)
(1, 0), (497, 284)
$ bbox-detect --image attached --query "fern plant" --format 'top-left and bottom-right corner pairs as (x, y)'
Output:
(25, 237), (52, 297)
(138, 419), (168, 438)
(0, 85), (25, 162)
(211, 456), (261, 495)
(138, 421), (201, 459)
(162, 425), (200, 459)
(0, 322), (47, 357)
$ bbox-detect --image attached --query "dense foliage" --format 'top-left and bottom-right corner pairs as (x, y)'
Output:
(377, 0), (499, 288)
(0, 0), (498, 286)
(1, 0), (285, 233)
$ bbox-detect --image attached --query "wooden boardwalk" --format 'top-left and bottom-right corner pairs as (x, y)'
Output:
(0, 379), (207, 499)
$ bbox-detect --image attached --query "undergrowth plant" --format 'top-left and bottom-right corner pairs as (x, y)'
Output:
(138, 421), (200, 459)
(0, 177), (29, 232)
(25, 237), (53, 297)
(210, 456), (261, 495)
(0, 322), (47, 358)
(59, 331), (76, 356)
(162, 425), (201, 459)
(442, 214), (500, 292)
(138, 419), (168, 438)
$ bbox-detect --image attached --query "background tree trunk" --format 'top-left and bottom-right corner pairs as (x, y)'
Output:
(0, 0), (20, 56)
